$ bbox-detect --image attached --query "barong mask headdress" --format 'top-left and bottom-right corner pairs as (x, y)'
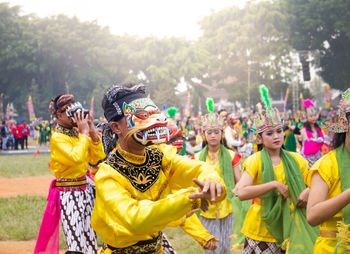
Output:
(102, 83), (169, 147)
(201, 98), (225, 131)
(323, 88), (350, 133)
(165, 107), (184, 151)
(253, 85), (282, 133)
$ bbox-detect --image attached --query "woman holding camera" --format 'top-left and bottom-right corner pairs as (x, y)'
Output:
(35, 94), (105, 254)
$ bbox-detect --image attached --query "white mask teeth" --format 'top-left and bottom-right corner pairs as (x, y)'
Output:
(167, 128), (170, 141)
(143, 130), (148, 143)
(156, 128), (160, 142)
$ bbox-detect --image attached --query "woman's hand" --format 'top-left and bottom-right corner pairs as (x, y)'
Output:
(297, 188), (309, 208)
(274, 181), (289, 199)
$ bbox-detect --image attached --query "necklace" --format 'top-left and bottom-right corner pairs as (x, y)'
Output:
(208, 149), (220, 165)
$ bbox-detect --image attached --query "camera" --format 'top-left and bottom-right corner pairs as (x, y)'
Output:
(66, 102), (89, 122)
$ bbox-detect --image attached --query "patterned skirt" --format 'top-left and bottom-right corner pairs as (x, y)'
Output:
(243, 237), (284, 254)
(58, 176), (98, 254)
(303, 150), (322, 167)
(199, 213), (234, 254)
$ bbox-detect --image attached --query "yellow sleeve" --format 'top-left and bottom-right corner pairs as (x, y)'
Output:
(157, 144), (227, 202)
(88, 136), (106, 166)
(290, 152), (309, 183)
(242, 152), (260, 182)
(180, 214), (215, 248)
(50, 132), (89, 167)
(306, 152), (334, 188)
(93, 164), (201, 235)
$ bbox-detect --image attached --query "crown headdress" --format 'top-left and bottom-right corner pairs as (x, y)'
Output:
(323, 88), (350, 133)
(253, 85), (282, 133)
(304, 98), (317, 116)
(201, 98), (225, 130)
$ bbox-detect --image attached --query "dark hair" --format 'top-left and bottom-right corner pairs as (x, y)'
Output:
(201, 129), (229, 149)
(48, 94), (75, 116)
(331, 112), (350, 149)
(304, 120), (321, 133)
(257, 133), (286, 151)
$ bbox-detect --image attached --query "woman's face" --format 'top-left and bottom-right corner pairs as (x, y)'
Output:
(204, 128), (222, 147)
(307, 113), (318, 124)
(261, 126), (284, 150)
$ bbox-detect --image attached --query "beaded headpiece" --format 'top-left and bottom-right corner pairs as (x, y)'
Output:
(201, 98), (225, 130)
(304, 98), (317, 116)
(253, 85), (282, 133)
(281, 110), (292, 120)
(323, 88), (350, 133)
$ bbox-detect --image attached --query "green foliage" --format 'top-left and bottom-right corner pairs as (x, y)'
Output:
(0, 153), (50, 177)
(284, 0), (350, 90)
(198, 1), (293, 107)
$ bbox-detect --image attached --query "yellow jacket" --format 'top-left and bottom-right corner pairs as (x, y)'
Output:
(91, 144), (226, 248)
(49, 125), (105, 179)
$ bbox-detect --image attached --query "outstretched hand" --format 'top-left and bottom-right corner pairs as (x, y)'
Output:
(188, 178), (225, 205)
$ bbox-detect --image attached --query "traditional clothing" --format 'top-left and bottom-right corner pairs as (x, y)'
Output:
(35, 124), (105, 254)
(306, 150), (342, 253)
(307, 88), (350, 254)
(92, 84), (226, 253)
(196, 147), (241, 253)
(242, 85), (318, 254)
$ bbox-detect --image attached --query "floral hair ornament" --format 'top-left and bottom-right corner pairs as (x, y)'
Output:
(201, 98), (225, 130)
(323, 88), (350, 133)
(253, 84), (282, 133)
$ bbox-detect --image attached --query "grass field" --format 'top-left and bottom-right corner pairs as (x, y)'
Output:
(0, 154), (51, 177)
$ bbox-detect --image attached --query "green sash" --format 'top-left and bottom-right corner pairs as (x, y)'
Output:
(198, 145), (250, 246)
(260, 148), (319, 253)
(334, 144), (350, 253)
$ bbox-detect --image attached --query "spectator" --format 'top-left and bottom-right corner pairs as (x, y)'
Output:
(21, 120), (30, 149)
(1, 121), (7, 150)
(12, 122), (24, 150)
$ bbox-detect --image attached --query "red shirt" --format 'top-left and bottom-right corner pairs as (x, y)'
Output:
(21, 124), (30, 136)
(11, 125), (23, 139)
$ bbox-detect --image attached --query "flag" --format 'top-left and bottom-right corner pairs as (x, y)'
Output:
(325, 84), (331, 109)
(6, 103), (9, 120)
(90, 96), (94, 116)
(284, 88), (289, 111)
(27, 96), (36, 121)
(300, 93), (305, 111)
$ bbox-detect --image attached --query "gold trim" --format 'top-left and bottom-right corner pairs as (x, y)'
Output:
(116, 144), (146, 164)
(55, 180), (87, 187)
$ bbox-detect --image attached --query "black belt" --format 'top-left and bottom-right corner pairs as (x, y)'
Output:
(105, 233), (162, 253)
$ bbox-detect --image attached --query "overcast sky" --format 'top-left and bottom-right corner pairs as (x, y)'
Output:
(2, 0), (246, 39)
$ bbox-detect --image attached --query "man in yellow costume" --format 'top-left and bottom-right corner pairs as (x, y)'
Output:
(35, 94), (106, 254)
(91, 83), (226, 253)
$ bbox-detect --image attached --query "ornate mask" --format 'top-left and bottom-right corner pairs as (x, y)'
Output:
(123, 98), (169, 146)
(166, 125), (184, 152)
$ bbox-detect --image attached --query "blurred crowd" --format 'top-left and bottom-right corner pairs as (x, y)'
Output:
(0, 119), (53, 150)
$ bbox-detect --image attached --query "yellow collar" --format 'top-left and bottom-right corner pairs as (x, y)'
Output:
(116, 143), (146, 164)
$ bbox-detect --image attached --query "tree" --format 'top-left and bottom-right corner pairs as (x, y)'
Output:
(198, 1), (293, 108)
(284, 0), (350, 91)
